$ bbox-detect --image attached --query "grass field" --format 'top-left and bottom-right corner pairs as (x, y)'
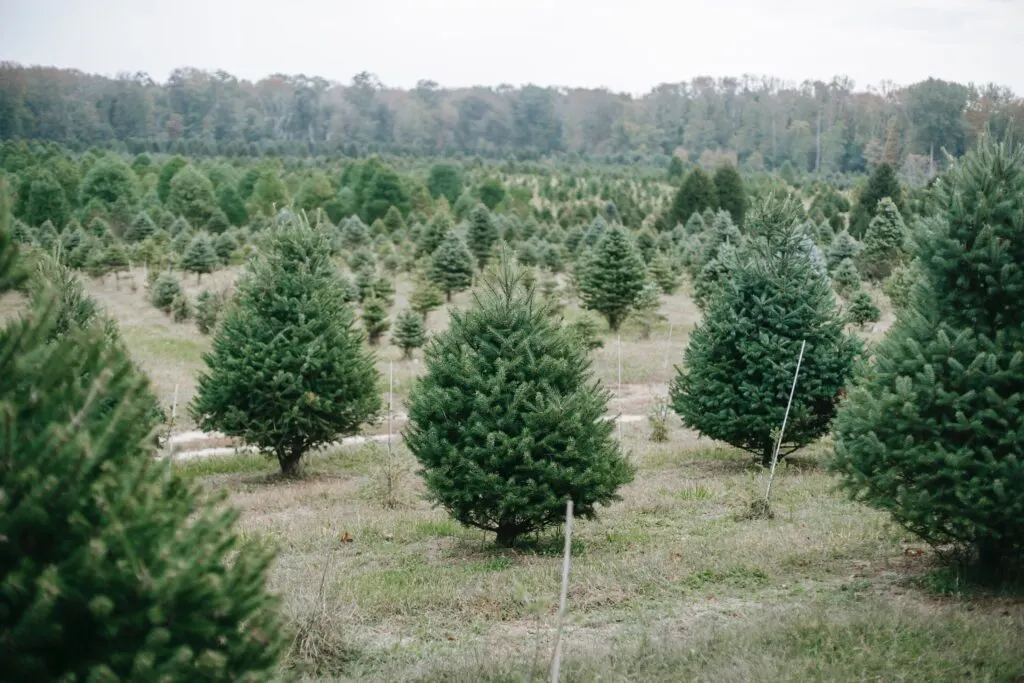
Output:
(17, 266), (1023, 681)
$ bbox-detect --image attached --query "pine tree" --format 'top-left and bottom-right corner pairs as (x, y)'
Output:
(713, 163), (747, 227)
(882, 260), (920, 312)
(635, 227), (658, 263)
(692, 241), (739, 310)
(416, 210), (452, 258)
(671, 197), (861, 466)
(214, 231), (237, 265)
(850, 163), (903, 237)
(846, 289), (881, 327)
(428, 232), (474, 302)
(832, 258), (862, 298)
(827, 229), (861, 270)
(151, 273), (182, 313)
(167, 165), (218, 229)
(182, 232), (218, 283)
(467, 203), (498, 270)
(393, 308), (427, 359)
(191, 215), (380, 476)
(857, 197), (908, 282)
(576, 226), (647, 331)
(833, 140), (1024, 575)
(405, 255), (634, 547)
(103, 242), (130, 289)
(627, 282), (666, 340)
(0, 193), (281, 682)
(37, 220), (57, 251)
(361, 296), (390, 345)
(218, 184), (248, 226)
(382, 204), (405, 233)
(648, 251), (680, 294)
(427, 162), (463, 203)
(668, 167), (716, 227)
(667, 155), (685, 181)
(171, 291), (193, 323)
(125, 210), (157, 242)
(196, 289), (221, 335)
(409, 275), (445, 322)
(24, 169), (70, 229)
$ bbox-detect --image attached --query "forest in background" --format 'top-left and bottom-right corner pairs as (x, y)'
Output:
(1, 62), (1022, 176)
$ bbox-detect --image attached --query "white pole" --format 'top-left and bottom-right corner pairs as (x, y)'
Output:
(764, 340), (807, 506)
(388, 361), (394, 454)
(617, 334), (623, 441)
(549, 500), (575, 683)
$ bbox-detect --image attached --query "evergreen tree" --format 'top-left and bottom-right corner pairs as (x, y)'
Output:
(125, 210), (157, 242)
(858, 197), (908, 282)
(668, 167), (716, 227)
(156, 155), (188, 203)
(405, 255), (634, 547)
(692, 241), (739, 310)
(416, 210), (452, 258)
(409, 275), (445, 322)
(382, 205), (405, 233)
(671, 197), (861, 466)
(846, 289), (881, 327)
(850, 163), (903, 237)
(1, 197), (280, 682)
(827, 229), (861, 270)
(477, 177), (505, 210)
(667, 155), (685, 181)
(196, 289), (221, 335)
(250, 170), (289, 216)
(151, 273), (182, 313)
(428, 232), (474, 302)
(182, 232), (218, 283)
(833, 140), (1024, 575)
(167, 166), (218, 229)
(467, 203), (498, 270)
(79, 156), (138, 209)
(171, 292), (193, 323)
(427, 162), (463, 203)
(566, 313), (604, 352)
(635, 227), (658, 263)
(713, 163), (747, 227)
(627, 282), (666, 340)
(36, 220), (57, 251)
(832, 258), (862, 298)
(392, 308), (427, 359)
(218, 184), (248, 226)
(582, 214), (607, 248)
(361, 296), (390, 345)
(214, 231), (237, 265)
(24, 169), (69, 229)
(576, 226), (647, 331)
(648, 252), (680, 294)
(191, 215), (380, 476)
(103, 242), (130, 288)
(882, 260), (920, 312)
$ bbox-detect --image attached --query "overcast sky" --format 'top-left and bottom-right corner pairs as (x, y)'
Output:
(2, 0), (1022, 94)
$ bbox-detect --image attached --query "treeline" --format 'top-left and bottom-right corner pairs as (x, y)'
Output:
(1, 63), (1022, 173)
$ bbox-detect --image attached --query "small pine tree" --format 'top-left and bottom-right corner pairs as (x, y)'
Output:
(857, 197), (908, 282)
(428, 232), (474, 302)
(667, 155), (685, 181)
(171, 291), (193, 323)
(846, 289), (881, 327)
(196, 289), (221, 335)
(409, 275), (445, 322)
(125, 211), (156, 242)
(0, 197), (281, 681)
(671, 197), (861, 466)
(627, 282), (666, 340)
(85, 244), (109, 281)
(566, 313), (604, 351)
(191, 216), (380, 476)
(182, 232), (218, 283)
(361, 296), (390, 345)
(850, 163), (903, 237)
(392, 308), (427, 359)
(405, 254), (634, 547)
(827, 229), (861, 270)
(151, 273), (182, 313)
(467, 203), (498, 270)
(833, 140), (1024, 575)
(214, 231), (237, 265)
(882, 260), (920, 312)
(692, 241), (739, 310)
(576, 226), (647, 330)
(713, 163), (747, 227)
(416, 210), (452, 258)
(647, 252), (680, 294)
(382, 204), (406, 233)
(832, 258), (862, 298)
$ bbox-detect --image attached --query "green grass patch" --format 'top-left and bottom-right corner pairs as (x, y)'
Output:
(174, 452), (271, 480)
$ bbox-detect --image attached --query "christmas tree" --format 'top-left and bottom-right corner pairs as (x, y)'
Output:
(361, 296), (390, 345)
(428, 232), (474, 302)
(833, 139), (1024, 575)
(467, 203), (498, 270)
(191, 214), (380, 475)
(405, 253), (633, 547)
(182, 232), (218, 283)
(392, 308), (427, 359)
(857, 197), (908, 282)
(576, 226), (647, 330)
(671, 196), (861, 466)
(0, 187), (282, 681)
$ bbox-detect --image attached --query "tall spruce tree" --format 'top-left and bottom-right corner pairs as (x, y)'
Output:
(668, 167), (716, 228)
(428, 232), (474, 302)
(409, 275), (445, 322)
(361, 295), (390, 345)
(405, 254), (634, 547)
(850, 163), (903, 237)
(0, 189), (282, 681)
(576, 226), (647, 331)
(857, 197), (909, 282)
(191, 215), (380, 475)
(833, 139), (1024, 575)
(713, 163), (747, 227)
(467, 203), (498, 270)
(671, 197), (861, 466)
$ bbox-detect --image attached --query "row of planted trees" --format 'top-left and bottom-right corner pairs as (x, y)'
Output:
(3, 140), (1020, 680)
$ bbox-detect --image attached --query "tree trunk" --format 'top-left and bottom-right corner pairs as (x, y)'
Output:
(761, 444), (775, 468)
(977, 540), (1005, 577)
(446, 291), (452, 303)
(197, 272), (202, 285)
(495, 525), (520, 548)
(278, 448), (303, 477)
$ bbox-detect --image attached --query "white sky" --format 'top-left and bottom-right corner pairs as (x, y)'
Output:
(2, 0), (1022, 94)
